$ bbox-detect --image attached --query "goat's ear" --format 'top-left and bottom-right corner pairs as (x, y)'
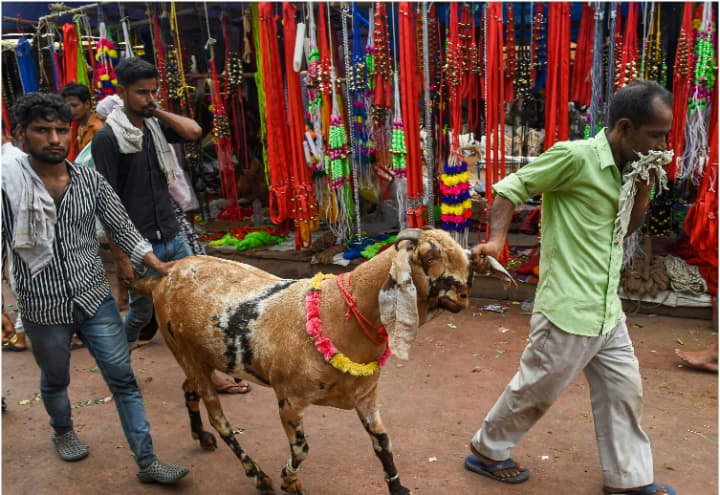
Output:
(378, 241), (419, 360)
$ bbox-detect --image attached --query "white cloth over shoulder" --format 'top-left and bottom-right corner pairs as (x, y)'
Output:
(2, 155), (57, 276)
(105, 108), (193, 209)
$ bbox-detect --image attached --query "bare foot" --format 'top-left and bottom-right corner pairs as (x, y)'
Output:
(469, 443), (525, 480)
(675, 344), (718, 372)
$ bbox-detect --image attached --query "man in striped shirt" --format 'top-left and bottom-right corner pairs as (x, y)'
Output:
(2, 92), (189, 484)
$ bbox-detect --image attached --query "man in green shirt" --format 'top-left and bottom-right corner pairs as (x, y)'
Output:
(466, 80), (675, 495)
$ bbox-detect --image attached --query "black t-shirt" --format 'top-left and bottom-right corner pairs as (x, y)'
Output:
(92, 122), (182, 242)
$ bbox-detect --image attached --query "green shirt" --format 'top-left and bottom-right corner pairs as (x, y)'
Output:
(493, 131), (624, 336)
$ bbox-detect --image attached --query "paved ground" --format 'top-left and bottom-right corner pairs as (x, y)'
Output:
(2, 259), (717, 495)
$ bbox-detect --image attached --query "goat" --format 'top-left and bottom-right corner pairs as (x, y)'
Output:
(132, 227), (473, 495)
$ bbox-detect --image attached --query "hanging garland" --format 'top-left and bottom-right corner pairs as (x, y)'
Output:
(391, 72), (408, 230)
(616, 2), (639, 89)
(587, 2), (605, 137)
(326, 67), (354, 242)
(668, 2), (694, 181)
(571, 3), (594, 108)
(441, 3), (472, 247)
(258, 3), (291, 226)
(644, 5), (667, 85)
(544, 2), (570, 150)
(94, 38), (118, 97)
(203, 2), (240, 221)
(283, 2), (320, 248)
(679, 2), (717, 185)
(398, 2), (424, 227)
(370, 3), (394, 195)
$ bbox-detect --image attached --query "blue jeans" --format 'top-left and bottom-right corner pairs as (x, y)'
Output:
(23, 295), (155, 467)
(125, 232), (191, 343)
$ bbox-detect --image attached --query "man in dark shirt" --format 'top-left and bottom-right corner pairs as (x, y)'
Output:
(92, 57), (202, 345)
(2, 92), (188, 484)
(93, 58), (253, 396)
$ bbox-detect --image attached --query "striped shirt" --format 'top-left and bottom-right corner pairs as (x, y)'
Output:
(2, 159), (152, 325)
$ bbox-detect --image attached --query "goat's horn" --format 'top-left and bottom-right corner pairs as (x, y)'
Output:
(394, 228), (423, 248)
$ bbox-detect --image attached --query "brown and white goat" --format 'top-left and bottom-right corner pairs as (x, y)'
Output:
(132, 228), (473, 495)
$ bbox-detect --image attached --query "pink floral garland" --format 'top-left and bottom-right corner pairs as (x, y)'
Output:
(306, 274), (391, 376)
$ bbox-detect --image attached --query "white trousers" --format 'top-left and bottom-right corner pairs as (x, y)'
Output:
(471, 313), (653, 489)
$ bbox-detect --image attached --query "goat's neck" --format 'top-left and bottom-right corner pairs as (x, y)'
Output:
(344, 247), (396, 323)
(322, 249), (396, 362)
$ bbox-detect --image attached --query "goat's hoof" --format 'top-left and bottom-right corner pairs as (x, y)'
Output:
(389, 482), (411, 495)
(281, 477), (304, 494)
(256, 474), (275, 495)
(199, 431), (217, 451)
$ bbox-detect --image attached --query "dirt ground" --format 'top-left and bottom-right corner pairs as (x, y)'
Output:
(1, 256), (717, 495)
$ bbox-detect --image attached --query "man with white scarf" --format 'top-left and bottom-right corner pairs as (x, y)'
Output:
(92, 57), (253, 396)
(92, 57), (202, 346)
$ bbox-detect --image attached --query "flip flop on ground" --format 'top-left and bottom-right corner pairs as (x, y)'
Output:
(211, 370), (252, 394)
(604, 482), (676, 495)
(2, 333), (27, 352)
(464, 454), (530, 484)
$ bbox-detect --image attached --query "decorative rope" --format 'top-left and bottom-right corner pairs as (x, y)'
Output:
(544, 2), (571, 150)
(604, 2), (618, 124)
(421, 2), (434, 225)
(667, 2), (694, 181)
(665, 255), (709, 295)
(616, 2), (639, 89)
(259, 3), (291, 226)
(570, 3), (593, 107)
(398, 2), (423, 225)
(588, 2), (604, 133)
(283, 2), (320, 248)
(341, 3), (362, 241)
(204, 2), (240, 221)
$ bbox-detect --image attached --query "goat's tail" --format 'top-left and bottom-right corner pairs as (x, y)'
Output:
(128, 276), (163, 297)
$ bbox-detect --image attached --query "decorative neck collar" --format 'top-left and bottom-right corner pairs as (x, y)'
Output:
(306, 273), (391, 377)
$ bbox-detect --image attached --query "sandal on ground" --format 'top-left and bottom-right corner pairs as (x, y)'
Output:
(2, 333), (27, 352)
(137, 457), (189, 484)
(604, 483), (676, 495)
(464, 454), (530, 484)
(51, 430), (89, 462)
(211, 371), (252, 394)
(70, 336), (85, 350)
